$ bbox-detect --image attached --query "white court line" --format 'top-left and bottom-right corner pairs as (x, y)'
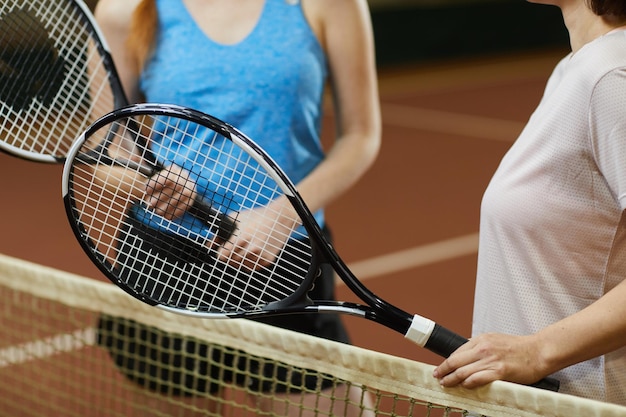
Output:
(0, 327), (96, 368)
(345, 233), (479, 283)
(381, 103), (523, 142)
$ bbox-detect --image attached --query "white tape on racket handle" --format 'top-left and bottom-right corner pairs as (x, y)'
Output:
(404, 314), (435, 347)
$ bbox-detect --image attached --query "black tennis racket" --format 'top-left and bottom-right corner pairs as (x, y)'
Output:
(62, 103), (559, 392)
(0, 0), (124, 162)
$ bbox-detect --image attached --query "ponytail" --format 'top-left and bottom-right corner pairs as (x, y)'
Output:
(126, 0), (158, 74)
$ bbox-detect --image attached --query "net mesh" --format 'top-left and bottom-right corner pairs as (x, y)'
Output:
(1, 252), (625, 417)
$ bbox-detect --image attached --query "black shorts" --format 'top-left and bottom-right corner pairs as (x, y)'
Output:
(97, 218), (349, 395)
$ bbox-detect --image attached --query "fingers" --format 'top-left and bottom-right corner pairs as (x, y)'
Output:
(215, 210), (287, 271)
(433, 352), (500, 389)
(432, 340), (496, 388)
(216, 236), (275, 271)
(432, 333), (543, 389)
(145, 168), (195, 219)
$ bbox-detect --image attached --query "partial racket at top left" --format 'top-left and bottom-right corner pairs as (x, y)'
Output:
(0, 0), (126, 162)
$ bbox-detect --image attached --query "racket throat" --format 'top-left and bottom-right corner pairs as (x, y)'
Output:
(263, 294), (314, 313)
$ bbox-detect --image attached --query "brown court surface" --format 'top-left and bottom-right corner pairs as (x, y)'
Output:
(0, 48), (566, 368)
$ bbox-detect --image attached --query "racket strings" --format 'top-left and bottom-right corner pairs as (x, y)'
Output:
(71, 123), (157, 265)
(0, 4), (60, 109)
(48, 17), (103, 149)
(0, 0), (116, 158)
(115, 221), (299, 313)
(72, 159), (137, 264)
(142, 116), (311, 310)
(68, 114), (316, 314)
(41, 4), (116, 152)
(0, 4), (63, 110)
(201, 135), (313, 294)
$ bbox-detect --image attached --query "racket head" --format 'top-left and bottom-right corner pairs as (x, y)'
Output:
(0, 0), (126, 162)
(63, 103), (321, 317)
(60, 108), (562, 394)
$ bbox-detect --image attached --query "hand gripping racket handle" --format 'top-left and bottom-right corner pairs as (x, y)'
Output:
(74, 144), (236, 241)
(406, 315), (560, 392)
(188, 200), (237, 241)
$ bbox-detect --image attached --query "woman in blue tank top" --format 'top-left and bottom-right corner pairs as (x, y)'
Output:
(93, 0), (381, 415)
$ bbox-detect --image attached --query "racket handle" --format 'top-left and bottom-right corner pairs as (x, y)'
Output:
(428, 325), (561, 391)
(530, 376), (560, 392)
(187, 199), (237, 241)
(406, 317), (560, 392)
(425, 323), (468, 358)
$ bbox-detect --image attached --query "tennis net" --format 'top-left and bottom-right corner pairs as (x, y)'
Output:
(1, 252), (625, 417)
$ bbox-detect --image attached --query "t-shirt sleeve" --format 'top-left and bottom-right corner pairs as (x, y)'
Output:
(589, 68), (626, 209)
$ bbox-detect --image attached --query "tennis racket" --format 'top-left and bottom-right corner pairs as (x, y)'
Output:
(0, 0), (124, 162)
(63, 103), (560, 392)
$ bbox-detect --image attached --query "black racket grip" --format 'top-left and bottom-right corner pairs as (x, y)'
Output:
(187, 199), (237, 241)
(530, 376), (560, 392)
(426, 324), (560, 392)
(425, 323), (468, 358)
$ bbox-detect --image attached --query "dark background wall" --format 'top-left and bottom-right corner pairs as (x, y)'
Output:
(370, 1), (569, 66)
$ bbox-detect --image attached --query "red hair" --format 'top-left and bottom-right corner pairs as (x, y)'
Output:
(126, 0), (158, 74)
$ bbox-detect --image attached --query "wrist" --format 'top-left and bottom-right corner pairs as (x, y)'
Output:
(531, 329), (564, 377)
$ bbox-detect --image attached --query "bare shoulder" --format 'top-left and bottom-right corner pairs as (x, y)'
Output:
(302, 0), (371, 40)
(303, 0), (370, 21)
(302, 0), (371, 48)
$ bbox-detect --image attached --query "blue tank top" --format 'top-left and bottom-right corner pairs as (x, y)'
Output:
(136, 0), (327, 237)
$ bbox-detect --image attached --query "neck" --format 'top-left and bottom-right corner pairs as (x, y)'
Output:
(561, 3), (626, 53)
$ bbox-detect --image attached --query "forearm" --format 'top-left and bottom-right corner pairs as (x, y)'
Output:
(434, 278), (626, 388)
(295, 130), (380, 214)
(534, 278), (626, 375)
(296, 0), (380, 213)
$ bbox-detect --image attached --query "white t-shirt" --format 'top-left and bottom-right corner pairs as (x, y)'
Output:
(473, 30), (626, 404)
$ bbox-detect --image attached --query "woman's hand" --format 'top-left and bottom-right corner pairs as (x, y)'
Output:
(433, 333), (549, 388)
(145, 165), (197, 220)
(215, 199), (299, 271)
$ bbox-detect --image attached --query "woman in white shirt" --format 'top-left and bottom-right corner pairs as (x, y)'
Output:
(434, 0), (626, 405)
